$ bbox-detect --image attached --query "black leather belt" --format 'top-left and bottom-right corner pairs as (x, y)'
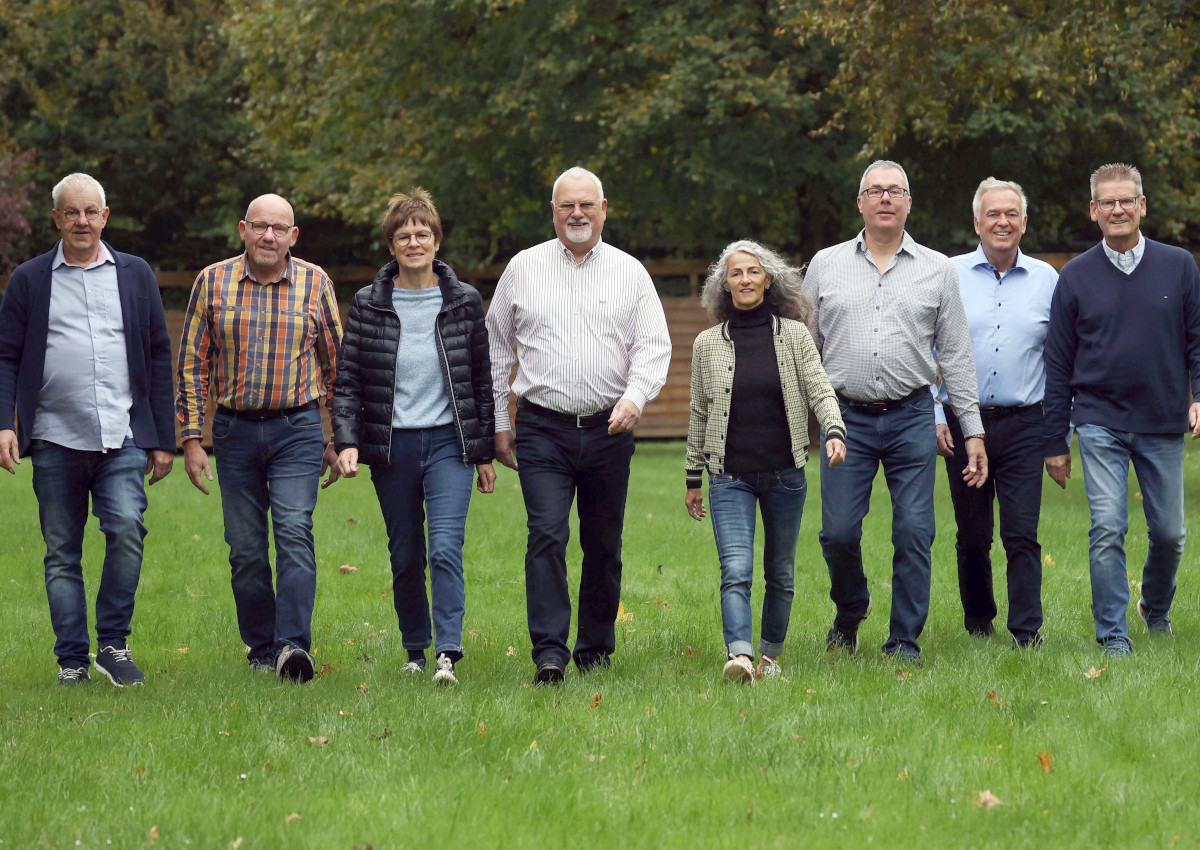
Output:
(979, 402), (1042, 419)
(519, 398), (613, 428)
(216, 400), (318, 421)
(835, 386), (927, 415)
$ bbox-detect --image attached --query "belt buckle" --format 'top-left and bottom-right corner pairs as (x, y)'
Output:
(576, 413), (586, 428)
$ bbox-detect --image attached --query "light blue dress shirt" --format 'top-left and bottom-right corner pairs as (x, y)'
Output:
(934, 244), (1058, 425)
(1101, 233), (1145, 273)
(33, 242), (134, 450)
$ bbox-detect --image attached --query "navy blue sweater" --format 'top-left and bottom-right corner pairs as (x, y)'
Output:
(1043, 238), (1200, 454)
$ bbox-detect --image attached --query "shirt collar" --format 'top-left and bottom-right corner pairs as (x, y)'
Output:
(237, 251), (295, 285)
(557, 237), (603, 265)
(52, 240), (113, 271)
(1101, 233), (1143, 266)
(853, 229), (915, 257)
(968, 242), (1028, 274)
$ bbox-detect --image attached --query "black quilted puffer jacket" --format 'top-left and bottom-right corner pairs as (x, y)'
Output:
(331, 259), (495, 466)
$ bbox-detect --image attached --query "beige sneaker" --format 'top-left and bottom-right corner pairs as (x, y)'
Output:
(722, 655), (754, 684)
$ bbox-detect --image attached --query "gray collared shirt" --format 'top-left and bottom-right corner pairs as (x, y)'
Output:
(33, 241), (133, 450)
(805, 230), (983, 436)
(1101, 233), (1144, 273)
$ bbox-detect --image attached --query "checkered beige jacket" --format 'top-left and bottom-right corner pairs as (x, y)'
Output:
(685, 316), (844, 488)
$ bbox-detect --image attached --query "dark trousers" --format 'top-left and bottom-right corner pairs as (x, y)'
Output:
(943, 405), (1044, 639)
(515, 406), (635, 668)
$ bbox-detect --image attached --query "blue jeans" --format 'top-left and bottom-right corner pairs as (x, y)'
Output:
(1076, 425), (1186, 642)
(515, 406), (635, 669)
(30, 438), (148, 668)
(369, 425), (475, 657)
(708, 467), (807, 659)
(213, 407), (324, 663)
(819, 392), (937, 655)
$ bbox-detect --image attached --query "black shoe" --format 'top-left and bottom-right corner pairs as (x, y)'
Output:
(275, 645), (315, 683)
(1012, 631), (1044, 649)
(882, 643), (922, 666)
(826, 596), (872, 654)
(534, 657), (565, 686)
(966, 622), (995, 639)
(94, 645), (145, 687)
(58, 666), (91, 686)
(575, 654), (611, 674)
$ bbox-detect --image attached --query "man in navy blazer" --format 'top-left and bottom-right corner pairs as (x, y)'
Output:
(0, 172), (175, 686)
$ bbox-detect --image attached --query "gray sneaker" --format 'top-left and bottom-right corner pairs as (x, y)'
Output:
(432, 653), (458, 686)
(1100, 636), (1134, 657)
(275, 645), (315, 682)
(58, 666), (91, 686)
(1136, 598), (1172, 636)
(94, 645), (145, 687)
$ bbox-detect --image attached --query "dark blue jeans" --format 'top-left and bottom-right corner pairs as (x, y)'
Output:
(30, 438), (148, 668)
(369, 425), (475, 657)
(515, 406), (634, 669)
(819, 392), (937, 655)
(212, 407), (323, 664)
(708, 467), (807, 659)
(943, 406), (1044, 640)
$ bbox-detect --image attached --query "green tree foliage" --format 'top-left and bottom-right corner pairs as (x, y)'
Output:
(0, 0), (265, 267)
(795, 0), (1200, 251)
(0, 136), (34, 273)
(229, 0), (861, 266)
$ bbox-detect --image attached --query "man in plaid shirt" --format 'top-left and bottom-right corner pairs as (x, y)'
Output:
(176, 193), (341, 682)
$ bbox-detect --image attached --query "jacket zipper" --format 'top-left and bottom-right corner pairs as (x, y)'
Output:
(434, 308), (470, 466)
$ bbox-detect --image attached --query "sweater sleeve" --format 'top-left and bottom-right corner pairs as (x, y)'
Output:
(1042, 272), (1078, 456)
(685, 335), (710, 489)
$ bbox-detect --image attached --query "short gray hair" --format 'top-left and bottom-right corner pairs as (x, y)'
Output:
(971, 177), (1028, 220)
(700, 239), (813, 325)
(858, 159), (909, 194)
(1090, 163), (1143, 199)
(551, 167), (604, 203)
(52, 173), (106, 209)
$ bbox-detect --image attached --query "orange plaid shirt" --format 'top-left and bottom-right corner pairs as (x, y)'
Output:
(175, 253), (342, 439)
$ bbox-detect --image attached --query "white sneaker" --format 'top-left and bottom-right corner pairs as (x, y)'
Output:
(399, 660), (425, 675)
(756, 655), (782, 679)
(722, 655), (754, 684)
(432, 653), (458, 686)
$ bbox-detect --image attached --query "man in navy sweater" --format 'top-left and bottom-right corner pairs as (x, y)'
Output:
(1043, 162), (1200, 657)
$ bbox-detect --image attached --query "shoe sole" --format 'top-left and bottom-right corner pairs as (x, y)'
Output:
(722, 660), (753, 683)
(433, 671), (458, 686)
(278, 654), (315, 683)
(534, 665), (565, 685)
(92, 661), (143, 688)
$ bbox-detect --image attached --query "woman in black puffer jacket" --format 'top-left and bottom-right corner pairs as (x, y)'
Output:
(330, 188), (495, 687)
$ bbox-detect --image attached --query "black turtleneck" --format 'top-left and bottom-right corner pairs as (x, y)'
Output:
(724, 301), (794, 474)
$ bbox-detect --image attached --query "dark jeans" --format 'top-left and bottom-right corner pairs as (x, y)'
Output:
(943, 406), (1044, 639)
(515, 405), (635, 669)
(369, 425), (475, 657)
(212, 407), (324, 664)
(30, 438), (148, 668)
(819, 392), (937, 655)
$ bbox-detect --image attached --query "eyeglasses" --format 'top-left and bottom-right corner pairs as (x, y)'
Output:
(555, 202), (598, 214)
(859, 186), (909, 200)
(1093, 196), (1141, 212)
(56, 208), (103, 221)
(393, 231), (434, 245)
(245, 220), (293, 237)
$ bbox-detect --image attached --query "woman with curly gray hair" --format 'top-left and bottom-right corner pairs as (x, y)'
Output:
(685, 240), (846, 683)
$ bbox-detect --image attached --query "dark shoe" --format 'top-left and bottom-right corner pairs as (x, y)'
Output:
(94, 645), (145, 687)
(1099, 636), (1133, 658)
(1137, 598), (1173, 636)
(432, 653), (458, 686)
(575, 654), (611, 674)
(1012, 632), (1044, 649)
(275, 644), (315, 682)
(58, 666), (91, 685)
(534, 657), (565, 686)
(826, 596), (872, 654)
(966, 622), (995, 639)
(882, 644), (922, 665)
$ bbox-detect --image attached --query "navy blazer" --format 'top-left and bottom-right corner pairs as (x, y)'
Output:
(0, 241), (176, 456)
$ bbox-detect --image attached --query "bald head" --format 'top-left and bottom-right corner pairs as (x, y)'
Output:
(245, 193), (294, 225)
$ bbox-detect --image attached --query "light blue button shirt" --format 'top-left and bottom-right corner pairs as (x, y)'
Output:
(1101, 233), (1144, 273)
(934, 244), (1058, 425)
(33, 242), (134, 450)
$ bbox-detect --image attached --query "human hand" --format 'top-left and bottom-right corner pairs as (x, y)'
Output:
(826, 438), (846, 468)
(608, 399), (642, 435)
(0, 429), (19, 474)
(1045, 454), (1071, 489)
(963, 437), (988, 488)
(936, 424), (954, 457)
(685, 487), (706, 520)
(145, 449), (174, 485)
(183, 439), (213, 495)
(476, 463), (496, 493)
(495, 431), (517, 470)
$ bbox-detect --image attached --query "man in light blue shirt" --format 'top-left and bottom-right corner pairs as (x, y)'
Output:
(935, 177), (1057, 647)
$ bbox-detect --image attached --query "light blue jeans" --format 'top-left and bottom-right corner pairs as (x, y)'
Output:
(708, 467), (807, 659)
(1076, 425), (1186, 642)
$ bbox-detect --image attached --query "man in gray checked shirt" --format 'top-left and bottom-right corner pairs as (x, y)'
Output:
(804, 159), (987, 663)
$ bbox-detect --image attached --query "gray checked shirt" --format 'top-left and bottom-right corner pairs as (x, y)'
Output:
(804, 230), (983, 437)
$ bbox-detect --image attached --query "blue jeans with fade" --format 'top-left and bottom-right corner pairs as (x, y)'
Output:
(212, 407), (324, 665)
(369, 424), (475, 658)
(708, 467), (808, 659)
(1076, 424), (1186, 643)
(30, 438), (149, 668)
(819, 392), (937, 656)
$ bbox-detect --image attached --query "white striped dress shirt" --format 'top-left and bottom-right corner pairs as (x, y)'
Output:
(487, 238), (671, 431)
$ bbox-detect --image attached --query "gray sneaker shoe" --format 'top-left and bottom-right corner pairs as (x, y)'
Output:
(275, 644), (315, 683)
(756, 655), (782, 679)
(826, 596), (872, 654)
(1137, 598), (1172, 636)
(432, 653), (458, 686)
(1100, 636), (1134, 657)
(94, 645), (145, 687)
(58, 666), (91, 685)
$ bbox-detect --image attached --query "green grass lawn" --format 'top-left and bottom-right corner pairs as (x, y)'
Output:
(2, 440), (1199, 849)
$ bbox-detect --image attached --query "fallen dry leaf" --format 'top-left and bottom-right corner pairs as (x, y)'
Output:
(357, 683), (371, 694)
(338, 564), (358, 574)
(176, 647), (189, 654)
(791, 734), (805, 742)
(987, 690), (1004, 708)
(218, 730), (230, 738)
(149, 825), (160, 843)
(478, 722), (488, 738)
(1043, 555), (1055, 567)
(684, 646), (695, 656)
(895, 668), (912, 681)
(345, 517), (357, 523)
(529, 739), (538, 753)
(585, 754), (607, 762)
(506, 646), (516, 657)
(974, 789), (1003, 809)
(285, 813), (301, 824)
(1085, 666), (1105, 679)
(589, 693), (602, 710)
(307, 736), (329, 746)
(616, 601), (634, 622)
(1038, 751), (1054, 774)
(369, 729), (392, 741)
(229, 839), (243, 850)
